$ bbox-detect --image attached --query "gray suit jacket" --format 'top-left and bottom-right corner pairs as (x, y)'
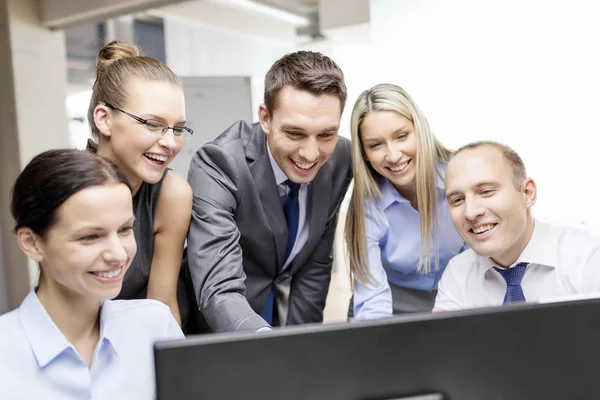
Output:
(186, 121), (352, 333)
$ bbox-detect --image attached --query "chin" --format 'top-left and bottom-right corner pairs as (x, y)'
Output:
(103, 289), (123, 301)
(472, 245), (500, 258)
(140, 169), (165, 184)
(294, 173), (317, 185)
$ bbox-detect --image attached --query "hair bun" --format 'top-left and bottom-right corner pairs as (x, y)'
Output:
(96, 41), (144, 76)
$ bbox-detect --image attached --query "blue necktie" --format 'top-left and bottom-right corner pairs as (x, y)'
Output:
(283, 180), (300, 263)
(260, 180), (300, 324)
(494, 262), (528, 304)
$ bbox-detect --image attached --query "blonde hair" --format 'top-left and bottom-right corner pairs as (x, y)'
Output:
(87, 41), (181, 140)
(346, 83), (452, 284)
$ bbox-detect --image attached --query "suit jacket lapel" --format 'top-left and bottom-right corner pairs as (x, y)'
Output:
(247, 125), (287, 273)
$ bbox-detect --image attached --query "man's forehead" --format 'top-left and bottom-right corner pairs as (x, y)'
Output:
(447, 148), (508, 186)
(449, 146), (504, 172)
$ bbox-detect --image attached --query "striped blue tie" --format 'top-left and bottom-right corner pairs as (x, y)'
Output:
(494, 262), (528, 304)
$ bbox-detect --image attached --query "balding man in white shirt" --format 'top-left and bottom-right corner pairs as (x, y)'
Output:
(434, 141), (600, 312)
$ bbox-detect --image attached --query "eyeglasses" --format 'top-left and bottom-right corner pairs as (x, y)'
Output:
(106, 104), (194, 141)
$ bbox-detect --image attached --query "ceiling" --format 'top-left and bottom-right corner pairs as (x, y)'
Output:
(257, 0), (319, 15)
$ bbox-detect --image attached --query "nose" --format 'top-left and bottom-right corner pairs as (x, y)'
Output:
(102, 234), (130, 265)
(464, 197), (485, 221)
(385, 142), (401, 163)
(158, 128), (178, 151)
(298, 137), (319, 162)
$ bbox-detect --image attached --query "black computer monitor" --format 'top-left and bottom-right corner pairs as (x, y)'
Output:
(155, 299), (600, 399)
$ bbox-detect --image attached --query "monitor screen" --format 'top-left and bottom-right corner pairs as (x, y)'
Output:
(155, 298), (600, 399)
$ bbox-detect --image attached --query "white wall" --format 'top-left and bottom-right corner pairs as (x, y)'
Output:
(1, 0), (70, 311)
(66, 89), (93, 149)
(163, 16), (293, 121)
(372, 0), (600, 235)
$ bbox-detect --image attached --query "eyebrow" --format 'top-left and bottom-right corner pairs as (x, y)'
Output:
(361, 128), (410, 143)
(446, 181), (499, 199)
(71, 216), (136, 234)
(445, 190), (462, 200)
(473, 181), (499, 189)
(280, 123), (339, 133)
(143, 114), (187, 125)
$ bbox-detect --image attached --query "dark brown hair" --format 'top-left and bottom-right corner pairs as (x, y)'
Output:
(11, 149), (131, 237)
(264, 50), (347, 115)
(87, 41), (181, 140)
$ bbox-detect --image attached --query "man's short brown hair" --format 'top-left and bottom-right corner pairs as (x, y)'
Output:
(452, 140), (527, 189)
(264, 50), (347, 115)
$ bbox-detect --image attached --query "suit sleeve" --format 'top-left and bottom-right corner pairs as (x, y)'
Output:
(286, 140), (353, 325)
(187, 144), (269, 332)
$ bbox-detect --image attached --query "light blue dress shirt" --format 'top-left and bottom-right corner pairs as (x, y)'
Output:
(0, 290), (184, 399)
(354, 173), (466, 320)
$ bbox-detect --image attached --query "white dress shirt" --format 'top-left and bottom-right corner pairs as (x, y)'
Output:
(267, 145), (309, 272)
(0, 290), (184, 399)
(435, 221), (600, 311)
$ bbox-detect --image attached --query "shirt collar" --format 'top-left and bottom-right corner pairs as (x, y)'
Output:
(18, 290), (73, 368)
(267, 141), (289, 186)
(479, 220), (558, 275)
(98, 300), (120, 356)
(379, 165), (447, 209)
(18, 291), (119, 368)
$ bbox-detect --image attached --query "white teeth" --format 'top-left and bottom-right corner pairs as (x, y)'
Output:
(145, 153), (168, 162)
(92, 268), (121, 279)
(389, 161), (409, 172)
(293, 160), (316, 170)
(473, 224), (494, 234)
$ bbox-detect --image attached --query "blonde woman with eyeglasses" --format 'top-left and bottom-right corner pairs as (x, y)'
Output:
(347, 84), (466, 320)
(87, 41), (192, 327)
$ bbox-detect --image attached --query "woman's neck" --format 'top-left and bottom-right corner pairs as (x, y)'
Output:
(37, 282), (101, 367)
(394, 183), (418, 210)
(97, 145), (142, 195)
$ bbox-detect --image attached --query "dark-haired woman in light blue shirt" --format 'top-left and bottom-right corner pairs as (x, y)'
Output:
(0, 149), (183, 399)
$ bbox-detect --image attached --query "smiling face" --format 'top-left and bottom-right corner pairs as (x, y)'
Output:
(360, 111), (417, 197)
(445, 145), (536, 267)
(259, 86), (341, 184)
(30, 183), (137, 301)
(96, 78), (186, 190)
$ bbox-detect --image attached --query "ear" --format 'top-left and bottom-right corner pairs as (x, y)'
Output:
(258, 104), (271, 136)
(93, 104), (112, 139)
(16, 227), (45, 263)
(521, 177), (537, 209)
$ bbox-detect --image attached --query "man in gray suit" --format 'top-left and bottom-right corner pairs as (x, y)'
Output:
(186, 51), (352, 333)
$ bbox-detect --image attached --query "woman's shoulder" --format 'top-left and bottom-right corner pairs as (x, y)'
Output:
(105, 298), (171, 318)
(104, 299), (183, 341)
(161, 169), (193, 202)
(0, 311), (37, 395)
(0, 308), (36, 361)
(0, 309), (22, 340)
(153, 169), (193, 230)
